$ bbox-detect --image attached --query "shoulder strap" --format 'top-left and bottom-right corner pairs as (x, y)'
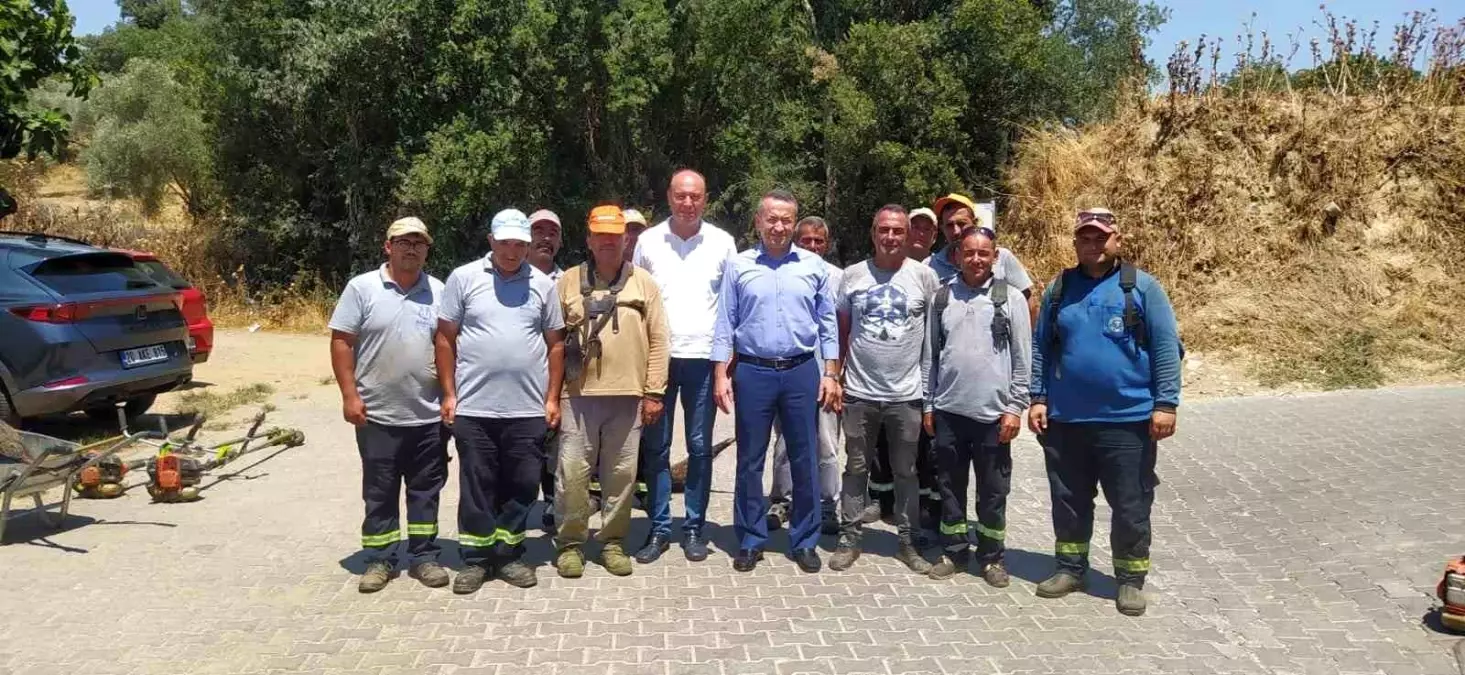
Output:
(989, 279), (1010, 349)
(1045, 268), (1070, 353)
(931, 285), (952, 382)
(1119, 261), (1146, 347)
(578, 262), (595, 297)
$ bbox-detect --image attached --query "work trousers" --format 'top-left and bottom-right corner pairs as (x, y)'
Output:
(639, 358), (716, 536)
(555, 396), (642, 548)
(732, 357), (821, 552)
(1041, 420), (1158, 586)
(931, 410), (1011, 564)
(454, 415), (548, 567)
(839, 397), (922, 545)
(873, 430), (938, 514)
(356, 420), (449, 565)
(538, 427), (560, 514)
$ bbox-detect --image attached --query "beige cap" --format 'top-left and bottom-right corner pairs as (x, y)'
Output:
(909, 207), (937, 224)
(622, 208), (648, 227)
(385, 217), (432, 244)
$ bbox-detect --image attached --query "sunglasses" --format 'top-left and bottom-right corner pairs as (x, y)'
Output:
(1077, 211), (1116, 225)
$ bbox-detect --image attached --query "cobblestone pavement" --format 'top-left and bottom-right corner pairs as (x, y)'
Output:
(1, 384), (1463, 675)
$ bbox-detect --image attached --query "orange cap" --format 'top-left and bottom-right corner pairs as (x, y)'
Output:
(587, 205), (627, 234)
(932, 193), (977, 220)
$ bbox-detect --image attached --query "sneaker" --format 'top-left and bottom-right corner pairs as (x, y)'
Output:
(829, 539), (861, 571)
(452, 564), (490, 595)
(766, 501), (789, 531)
(602, 542), (633, 577)
(896, 543), (932, 574)
(358, 561), (392, 593)
(1116, 583), (1147, 616)
(928, 550), (968, 581)
(409, 561), (450, 588)
(556, 547), (584, 579)
(860, 502), (881, 525)
(1035, 571), (1086, 598)
(498, 560), (538, 588)
(980, 561), (1011, 588)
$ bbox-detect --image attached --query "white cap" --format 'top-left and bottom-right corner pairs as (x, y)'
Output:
(622, 208), (648, 227)
(490, 209), (532, 243)
(527, 209), (561, 229)
(908, 207), (937, 224)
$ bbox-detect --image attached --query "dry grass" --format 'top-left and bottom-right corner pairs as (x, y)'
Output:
(175, 383), (276, 419)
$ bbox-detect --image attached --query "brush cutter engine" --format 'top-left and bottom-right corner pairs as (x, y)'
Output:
(72, 455), (129, 499)
(147, 454), (205, 502)
(1440, 556), (1465, 633)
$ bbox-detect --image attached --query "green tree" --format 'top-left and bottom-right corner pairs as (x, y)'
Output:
(0, 0), (94, 159)
(84, 58), (215, 217)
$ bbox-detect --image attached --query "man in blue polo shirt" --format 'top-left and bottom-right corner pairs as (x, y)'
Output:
(437, 208), (567, 593)
(329, 216), (449, 594)
(712, 189), (841, 574)
(1028, 206), (1182, 616)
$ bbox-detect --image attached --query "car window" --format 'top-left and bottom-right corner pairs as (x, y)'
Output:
(137, 260), (193, 290)
(25, 252), (165, 295)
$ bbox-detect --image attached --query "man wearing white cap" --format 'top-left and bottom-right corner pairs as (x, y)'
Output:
(330, 216), (449, 593)
(437, 208), (567, 592)
(905, 207), (940, 263)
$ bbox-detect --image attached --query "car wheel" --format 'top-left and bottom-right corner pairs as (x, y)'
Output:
(84, 395), (157, 426)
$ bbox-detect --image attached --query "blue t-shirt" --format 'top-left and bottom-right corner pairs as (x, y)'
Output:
(1030, 264), (1182, 423)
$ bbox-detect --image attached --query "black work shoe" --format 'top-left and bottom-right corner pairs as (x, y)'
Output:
(358, 561), (393, 593)
(829, 539), (860, 571)
(980, 561), (1011, 588)
(452, 564), (490, 595)
(791, 548), (821, 573)
(1116, 583), (1147, 616)
(683, 531), (710, 562)
(409, 561), (450, 588)
(896, 543), (933, 574)
(766, 501), (789, 531)
(928, 550), (969, 581)
(732, 548), (764, 572)
(634, 533), (670, 564)
(1035, 571), (1086, 598)
(497, 560), (538, 588)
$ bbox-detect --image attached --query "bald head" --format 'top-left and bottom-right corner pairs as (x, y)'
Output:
(668, 170), (708, 229)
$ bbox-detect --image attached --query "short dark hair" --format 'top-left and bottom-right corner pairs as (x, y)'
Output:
(796, 216), (829, 235)
(758, 189), (798, 216)
(872, 203), (908, 226)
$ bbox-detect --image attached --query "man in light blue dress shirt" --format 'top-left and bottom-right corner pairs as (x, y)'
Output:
(711, 189), (842, 574)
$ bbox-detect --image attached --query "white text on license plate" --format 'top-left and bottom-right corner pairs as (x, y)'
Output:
(121, 344), (169, 368)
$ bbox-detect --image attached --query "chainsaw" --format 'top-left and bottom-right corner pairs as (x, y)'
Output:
(1439, 555), (1465, 633)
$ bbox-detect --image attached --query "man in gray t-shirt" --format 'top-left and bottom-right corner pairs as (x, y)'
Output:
(329, 216), (451, 594)
(831, 205), (940, 575)
(436, 208), (566, 593)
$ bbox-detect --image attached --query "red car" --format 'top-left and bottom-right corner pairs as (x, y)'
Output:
(116, 250), (214, 363)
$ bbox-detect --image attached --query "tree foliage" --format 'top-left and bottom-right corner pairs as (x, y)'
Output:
(83, 0), (1165, 281)
(1, 0), (94, 159)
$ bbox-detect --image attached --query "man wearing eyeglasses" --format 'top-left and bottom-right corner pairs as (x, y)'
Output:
(1028, 207), (1182, 616)
(329, 217), (450, 593)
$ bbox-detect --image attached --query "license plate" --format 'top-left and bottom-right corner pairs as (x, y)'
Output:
(121, 344), (170, 368)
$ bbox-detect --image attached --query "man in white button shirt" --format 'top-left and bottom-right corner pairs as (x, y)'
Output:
(631, 169), (739, 564)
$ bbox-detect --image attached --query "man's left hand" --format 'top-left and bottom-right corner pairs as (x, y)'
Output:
(818, 376), (843, 413)
(545, 399), (562, 430)
(641, 396), (664, 426)
(1150, 410), (1177, 441)
(998, 413), (1021, 443)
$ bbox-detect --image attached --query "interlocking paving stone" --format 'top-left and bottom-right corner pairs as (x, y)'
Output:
(2, 385), (1464, 674)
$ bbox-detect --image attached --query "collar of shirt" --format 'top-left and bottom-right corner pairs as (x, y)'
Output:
(752, 243), (803, 266)
(482, 254), (532, 281)
(954, 273), (996, 293)
(657, 219), (711, 245)
(377, 264), (430, 294)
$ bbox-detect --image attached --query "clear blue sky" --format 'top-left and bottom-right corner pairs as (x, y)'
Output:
(68, 0), (1456, 67)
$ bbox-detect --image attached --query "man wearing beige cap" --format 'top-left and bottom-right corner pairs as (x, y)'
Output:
(329, 216), (450, 593)
(905, 207), (940, 262)
(527, 209), (566, 534)
(552, 206), (669, 578)
(622, 208), (649, 264)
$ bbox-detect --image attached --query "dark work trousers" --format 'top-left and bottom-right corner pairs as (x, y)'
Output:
(874, 430), (938, 518)
(1040, 420), (1158, 586)
(454, 415), (549, 567)
(538, 427), (561, 525)
(931, 410), (1011, 564)
(355, 421), (449, 566)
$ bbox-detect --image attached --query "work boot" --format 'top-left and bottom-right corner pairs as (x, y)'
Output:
(1035, 571), (1086, 598)
(979, 561), (1011, 588)
(602, 542), (633, 577)
(896, 542), (933, 574)
(928, 550), (970, 581)
(1116, 583), (1147, 616)
(860, 501), (881, 524)
(498, 560), (538, 588)
(452, 564), (490, 595)
(409, 561), (450, 588)
(556, 546), (584, 579)
(358, 561), (392, 593)
(766, 500), (789, 531)
(829, 537), (861, 571)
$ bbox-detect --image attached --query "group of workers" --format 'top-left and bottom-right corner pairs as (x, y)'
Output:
(328, 168), (1182, 616)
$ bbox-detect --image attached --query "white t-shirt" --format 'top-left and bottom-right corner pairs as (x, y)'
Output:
(632, 219), (739, 359)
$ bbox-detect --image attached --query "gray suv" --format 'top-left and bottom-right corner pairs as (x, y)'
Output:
(0, 232), (192, 426)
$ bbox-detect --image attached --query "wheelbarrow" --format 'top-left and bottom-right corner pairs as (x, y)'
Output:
(0, 424), (162, 543)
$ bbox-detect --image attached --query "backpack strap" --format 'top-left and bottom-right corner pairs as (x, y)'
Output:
(930, 284), (952, 384)
(1119, 261), (1146, 348)
(1044, 268), (1071, 359)
(989, 277), (1009, 349)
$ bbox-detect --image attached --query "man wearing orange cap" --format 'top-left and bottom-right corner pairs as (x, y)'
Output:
(552, 206), (670, 578)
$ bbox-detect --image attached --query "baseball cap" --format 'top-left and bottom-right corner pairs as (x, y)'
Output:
(1075, 206), (1118, 233)
(490, 208), (532, 243)
(909, 207), (937, 225)
(385, 216), (432, 244)
(932, 193), (977, 220)
(622, 208), (648, 228)
(588, 205), (627, 234)
(528, 209), (561, 229)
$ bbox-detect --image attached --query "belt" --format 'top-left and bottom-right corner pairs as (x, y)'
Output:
(737, 352), (814, 371)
